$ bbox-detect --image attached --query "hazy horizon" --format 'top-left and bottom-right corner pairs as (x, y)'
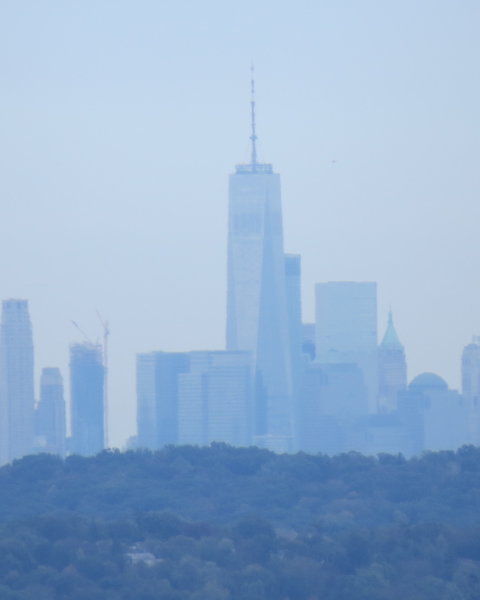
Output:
(1, 1), (480, 447)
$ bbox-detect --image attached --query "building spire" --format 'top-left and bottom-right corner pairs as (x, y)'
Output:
(380, 310), (403, 349)
(250, 63), (258, 169)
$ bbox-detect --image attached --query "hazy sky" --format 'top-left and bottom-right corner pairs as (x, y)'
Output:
(1, 1), (480, 447)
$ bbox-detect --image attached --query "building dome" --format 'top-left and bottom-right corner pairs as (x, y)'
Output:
(409, 372), (448, 391)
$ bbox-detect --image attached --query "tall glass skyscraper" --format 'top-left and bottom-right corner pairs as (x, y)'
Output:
(226, 77), (293, 451)
(0, 299), (35, 465)
(70, 342), (105, 456)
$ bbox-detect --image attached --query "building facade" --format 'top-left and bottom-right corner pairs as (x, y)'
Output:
(0, 299), (35, 465)
(136, 351), (190, 449)
(315, 282), (378, 412)
(36, 367), (66, 457)
(136, 350), (253, 449)
(70, 342), (105, 456)
(461, 338), (480, 444)
(178, 351), (253, 447)
(378, 311), (407, 411)
(297, 361), (368, 454)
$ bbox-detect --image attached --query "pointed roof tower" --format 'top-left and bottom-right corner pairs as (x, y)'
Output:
(380, 311), (403, 349)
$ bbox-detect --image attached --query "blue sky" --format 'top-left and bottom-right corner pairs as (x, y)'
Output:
(1, 1), (480, 446)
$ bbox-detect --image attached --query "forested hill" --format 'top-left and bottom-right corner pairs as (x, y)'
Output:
(1, 444), (480, 528)
(1, 446), (480, 599)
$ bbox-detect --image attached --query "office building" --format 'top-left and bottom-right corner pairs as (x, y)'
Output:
(297, 361), (368, 454)
(0, 299), (35, 465)
(35, 367), (66, 456)
(284, 254), (303, 445)
(399, 373), (469, 453)
(315, 282), (378, 412)
(226, 78), (293, 451)
(461, 338), (480, 444)
(70, 342), (105, 456)
(136, 351), (190, 449)
(378, 311), (407, 411)
(178, 351), (253, 447)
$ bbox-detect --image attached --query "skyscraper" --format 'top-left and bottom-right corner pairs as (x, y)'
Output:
(297, 361), (368, 454)
(378, 311), (407, 411)
(315, 282), (378, 412)
(136, 351), (190, 449)
(461, 338), (480, 444)
(284, 254), (303, 448)
(70, 342), (105, 456)
(226, 75), (293, 451)
(36, 367), (66, 456)
(0, 299), (35, 465)
(136, 350), (253, 449)
(178, 351), (253, 447)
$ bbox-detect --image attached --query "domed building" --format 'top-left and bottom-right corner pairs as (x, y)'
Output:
(409, 372), (448, 392)
(398, 371), (469, 453)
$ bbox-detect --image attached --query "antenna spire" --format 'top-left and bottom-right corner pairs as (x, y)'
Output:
(250, 63), (258, 169)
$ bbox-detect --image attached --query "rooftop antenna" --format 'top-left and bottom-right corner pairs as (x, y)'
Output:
(250, 63), (258, 170)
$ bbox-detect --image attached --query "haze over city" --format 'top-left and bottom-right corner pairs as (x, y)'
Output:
(1, 1), (480, 447)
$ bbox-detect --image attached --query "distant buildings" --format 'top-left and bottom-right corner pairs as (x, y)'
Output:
(136, 350), (253, 449)
(36, 367), (66, 457)
(0, 299), (35, 465)
(136, 351), (190, 449)
(70, 343), (105, 456)
(315, 282), (378, 413)
(0, 84), (478, 464)
(297, 362), (368, 454)
(399, 373), (469, 453)
(178, 351), (253, 447)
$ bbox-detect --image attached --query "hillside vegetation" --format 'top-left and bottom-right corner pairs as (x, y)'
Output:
(0, 445), (480, 599)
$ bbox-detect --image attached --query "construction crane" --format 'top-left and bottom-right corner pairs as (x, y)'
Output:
(71, 320), (92, 344)
(97, 311), (110, 449)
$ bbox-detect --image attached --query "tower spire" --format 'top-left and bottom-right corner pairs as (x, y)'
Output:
(381, 309), (403, 349)
(250, 63), (258, 170)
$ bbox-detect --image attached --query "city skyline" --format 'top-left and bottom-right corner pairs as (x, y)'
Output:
(1, 1), (480, 447)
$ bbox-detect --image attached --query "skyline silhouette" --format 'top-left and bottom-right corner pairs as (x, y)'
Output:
(1, 1), (480, 446)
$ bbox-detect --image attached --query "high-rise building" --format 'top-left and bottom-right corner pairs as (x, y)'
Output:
(284, 254), (304, 448)
(0, 299), (35, 465)
(226, 76), (293, 451)
(136, 350), (253, 449)
(70, 342), (105, 456)
(461, 338), (480, 444)
(315, 282), (378, 412)
(178, 351), (253, 447)
(378, 311), (407, 411)
(136, 351), (190, 449)
(297, 361), (368, 454)
(35, 367), (66, 457)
